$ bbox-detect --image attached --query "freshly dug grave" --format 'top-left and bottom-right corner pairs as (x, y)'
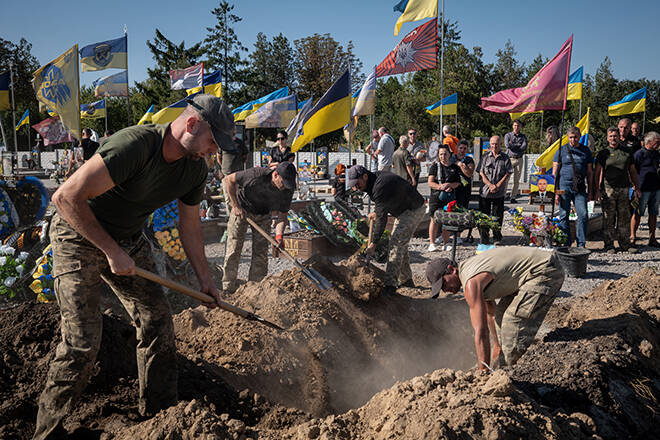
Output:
(174, 255), (475, 416)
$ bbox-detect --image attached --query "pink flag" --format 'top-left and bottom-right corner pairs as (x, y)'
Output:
(480, 35), (573, 113)
(169, 63), (203, 90)
(32, 117), (75, 146)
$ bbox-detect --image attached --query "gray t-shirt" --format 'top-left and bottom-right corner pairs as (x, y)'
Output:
(458, 247), (555, 300)
(377, 134), (395, 168)
(476, 152), (513, 198)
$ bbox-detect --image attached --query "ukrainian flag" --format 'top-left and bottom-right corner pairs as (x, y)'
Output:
(151, 96), (189, 124)
(15, 109), (29, 130)
(567, 66), (583, 101)
(0, 71), (9, 111)
(233, 86), (289, 121)
(93, 70), (128, 97)
(426, 93), (457, 116)
(510, 110), (542, 120)
(291, 69), (351, 152)
(393, 0), (438, 36)
(137, 104), (155, 125)
(297, 98), (311, 110)
(80, 99), (106, 119)
(352, 67), (376, 117)
(535, 108), (590, 170)
(608, 87), (646, 116)
(80, 36), (128, 72)
(186, 69), (222, 97)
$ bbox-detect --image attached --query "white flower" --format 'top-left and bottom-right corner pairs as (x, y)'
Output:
(4, 276), (16, 287)
(2, 245), (15, 255)
(16, 264), (24, 275)
(0, 214), (8, 224)
(0, 256), (7, 266)
(17, 252), (29, 262)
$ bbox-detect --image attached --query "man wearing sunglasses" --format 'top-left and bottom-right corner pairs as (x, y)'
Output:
(34, 94), (235, 440)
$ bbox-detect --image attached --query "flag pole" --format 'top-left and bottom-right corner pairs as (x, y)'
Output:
(0, 114), (7, 154)
(124, 27), (130, 127)
(9, 61), (18, 156)
(438, 0), (444, 139)
(642, 108), (646, 134)
(578, 97), (582, 120)
(540, 111), (544, 147)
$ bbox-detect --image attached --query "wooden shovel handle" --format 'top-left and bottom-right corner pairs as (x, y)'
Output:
(245, 216), (303, 269)
(367, 218), (375, 247)
(135, 267), (214, 302)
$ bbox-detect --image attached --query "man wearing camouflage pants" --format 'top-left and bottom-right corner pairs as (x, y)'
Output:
(33, 94), (234, 440)
(426, 247), (565, 370)
(347, 165), (425, 295)
(222, 161), (297, 292)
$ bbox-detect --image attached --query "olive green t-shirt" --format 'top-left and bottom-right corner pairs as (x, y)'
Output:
(88, 124), (207, 239)
(596, 146), (632, 189)
(458, 247), (555, 300)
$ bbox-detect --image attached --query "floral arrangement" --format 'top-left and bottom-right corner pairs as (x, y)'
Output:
(30, 244), (55, 303)
(0, 244), (29, 299)
(443, 200), (502, 233)
(150, 201), (187, 261)
(508, 207), (567, 246)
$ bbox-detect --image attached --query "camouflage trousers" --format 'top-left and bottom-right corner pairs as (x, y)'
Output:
(222, 210), (271, 291)
(384, 205), (425, 287)
(33, 214), (177, 440)
(601, 185), (632, 249)
(494, 253), (565, 366)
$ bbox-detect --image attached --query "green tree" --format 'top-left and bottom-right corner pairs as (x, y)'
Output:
(245, 32), (295, 99)
(204, 0), (248, 104)
(493, 40), (526, 91)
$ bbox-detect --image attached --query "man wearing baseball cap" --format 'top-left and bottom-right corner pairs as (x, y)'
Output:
(34, 94), (235, 439)
(426, 247), (565, 370)
(222, 161), (297, 292)
(347, 164), (424, 295)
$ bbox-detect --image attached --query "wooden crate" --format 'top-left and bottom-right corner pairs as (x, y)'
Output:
(273, 232), (353, 260)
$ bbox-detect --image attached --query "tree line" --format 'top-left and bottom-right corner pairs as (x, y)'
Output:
(1, 1), (657, 153)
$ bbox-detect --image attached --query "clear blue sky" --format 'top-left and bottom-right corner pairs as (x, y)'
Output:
(2, 0), (658, 89)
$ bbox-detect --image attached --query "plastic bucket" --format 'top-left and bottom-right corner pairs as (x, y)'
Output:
(555, 247), (591, 278)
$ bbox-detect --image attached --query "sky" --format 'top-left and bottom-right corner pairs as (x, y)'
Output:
(2, 0), (658, 90)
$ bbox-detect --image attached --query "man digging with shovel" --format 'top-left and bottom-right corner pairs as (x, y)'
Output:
(426, 247), (565, 370)
(33, 94), (234, 440)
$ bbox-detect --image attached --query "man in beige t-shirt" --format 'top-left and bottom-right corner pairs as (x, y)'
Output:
(426, 247), (565, 369)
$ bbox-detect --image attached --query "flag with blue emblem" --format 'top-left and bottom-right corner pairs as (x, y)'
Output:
(33, 45), (80, 140)
(80, 36), (127, 72)
(567, 66), (583, 101)
(15, 110), (29, 130)
(0, 71), (9, 110)
(93, 70), (128, 97)
(426, 93), (457, 116)
(80, 99), (106, 119)
(137, 104), (155, 125)
(186, 69), (222, 97)
(608, 87), (646, 116)
(233, 86), (289, 122)
(245, 94), (297, 129)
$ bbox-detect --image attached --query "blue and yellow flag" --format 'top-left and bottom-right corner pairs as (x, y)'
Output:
(393, 0), (438, 36)
(291, 69), (351, 152)
(151, 97), (189, 124)
(536, 108), (590, 170)
(16, 110), (29, 130)
(426, 93), (457, 116)
(186, 69), (222, 97)
(80, 36), (128, 72)
(297, 98), (311, 110)
(93, 70), (128, 97)
(510, 110), (542, 120)
(33, 45), (80, 140)
(80, 99), (106, 119)
(353, 67), (376, 117)
(233, 86), (289, 121)
(0, 71), (9, 110)
(608, 87), (646, 116)
(567, 66), (583, 101)
(137, 104), (155, 125)
(245, 94), (297, 129)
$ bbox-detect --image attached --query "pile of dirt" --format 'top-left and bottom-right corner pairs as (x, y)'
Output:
(174, 255), (474, 416)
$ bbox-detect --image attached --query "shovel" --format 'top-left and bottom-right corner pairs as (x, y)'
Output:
(245, 216), (333, 290)
(350, 217), (374, 262)
(134, 267), (284, 331)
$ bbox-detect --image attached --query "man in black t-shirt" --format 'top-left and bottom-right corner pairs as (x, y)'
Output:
(222, 162), (297, 292)
(81, 127), (100, 161)
(34, 94), (236, 440)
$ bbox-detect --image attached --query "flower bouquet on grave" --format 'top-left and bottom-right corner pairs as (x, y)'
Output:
(149, 201), (187, 262)
(508, 208), (567, 246)
(30, 245), (55, 303)
(0, 244), (30, 299)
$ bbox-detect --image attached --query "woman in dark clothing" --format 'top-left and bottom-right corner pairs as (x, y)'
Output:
(268, 130), (295, 167)
(332, 163), (347, 201)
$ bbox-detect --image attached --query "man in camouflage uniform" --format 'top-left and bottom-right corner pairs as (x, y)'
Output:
(595, 126), (641, 253)
(426, 247), (565, 369)
(34, 95), (234, 440)
(347, 165), (425, 295)
(221, 161), (297, 292)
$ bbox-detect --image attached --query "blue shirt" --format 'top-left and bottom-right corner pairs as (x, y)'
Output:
(553, 143), (592, 190)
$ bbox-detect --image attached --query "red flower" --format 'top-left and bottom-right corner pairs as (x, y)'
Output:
(446, 200), (457, 212)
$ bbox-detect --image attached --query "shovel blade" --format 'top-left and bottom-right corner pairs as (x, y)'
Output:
(303, 267), (333, 290)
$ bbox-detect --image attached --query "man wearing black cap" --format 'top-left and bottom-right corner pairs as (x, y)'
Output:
(347, 165), (425, 294)
(34, 94), (236, 439)
(426, 247), (565, 370)
(222, 161), (297, 292)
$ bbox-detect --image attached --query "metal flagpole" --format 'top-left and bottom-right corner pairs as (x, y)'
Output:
(0, 114), (7, 153)
(578, 97), (583, 120)
(454, 112), (457, 137)
(439, 0), (445, 140)
(124, 27), (130, 127)
(9, 61), (18, 155)
(642, 109), (646, 134)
